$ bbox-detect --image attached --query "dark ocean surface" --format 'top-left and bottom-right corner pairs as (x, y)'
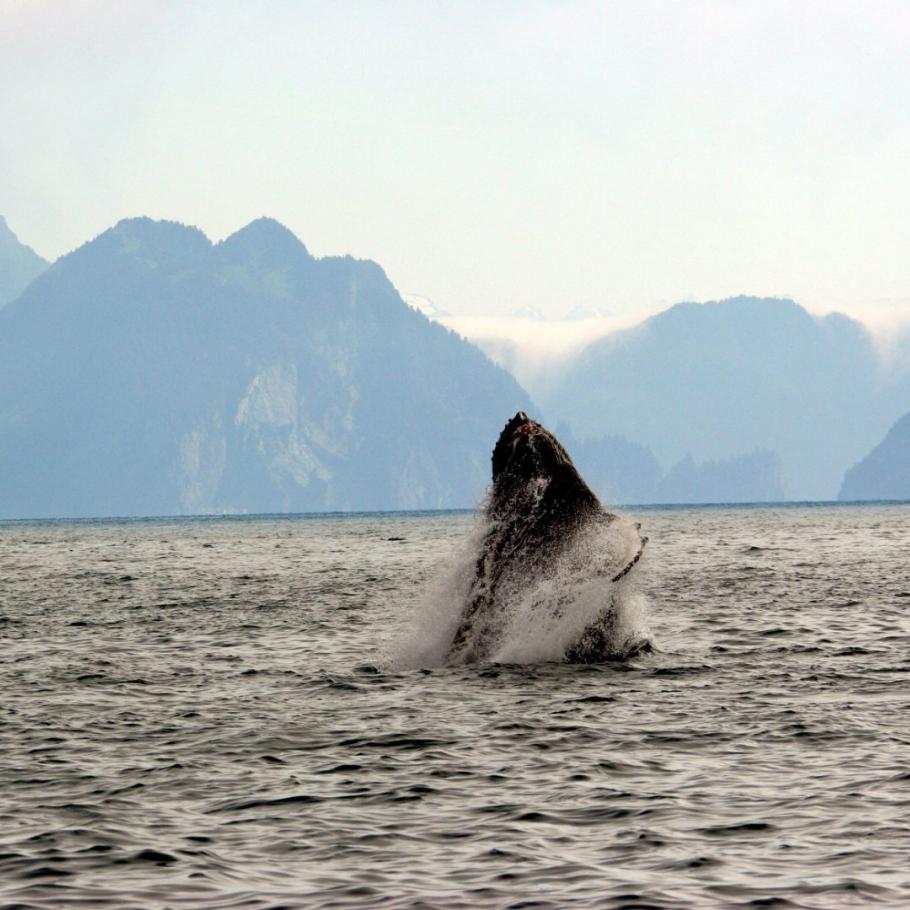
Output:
(2, 504), (909, 909)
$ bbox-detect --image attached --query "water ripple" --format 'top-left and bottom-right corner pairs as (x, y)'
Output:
(2, 506), (910, 907)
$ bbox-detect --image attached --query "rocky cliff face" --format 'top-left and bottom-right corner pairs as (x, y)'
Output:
(0, 217), (532, 518)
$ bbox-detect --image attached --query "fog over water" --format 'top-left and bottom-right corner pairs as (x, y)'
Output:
(3, 505), (909, 908)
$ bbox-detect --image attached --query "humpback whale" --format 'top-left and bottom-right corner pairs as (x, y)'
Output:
(446, 412), (648, 664)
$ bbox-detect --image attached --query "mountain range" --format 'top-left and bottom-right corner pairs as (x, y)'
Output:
(0, 217), (531, 518)
(2, 214), (909, 516)
(533, 296), (910, 501)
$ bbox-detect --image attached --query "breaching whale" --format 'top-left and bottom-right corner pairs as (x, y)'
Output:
(446, 412), (648, 664)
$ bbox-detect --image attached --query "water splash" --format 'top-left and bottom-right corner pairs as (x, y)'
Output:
(393, 513), (650, 669)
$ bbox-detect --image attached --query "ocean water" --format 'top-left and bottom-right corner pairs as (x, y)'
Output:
(2, 504), (910, 909)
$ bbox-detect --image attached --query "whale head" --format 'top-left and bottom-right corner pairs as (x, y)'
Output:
(491, 412), (573, 482)
(489, 412), (599, 520)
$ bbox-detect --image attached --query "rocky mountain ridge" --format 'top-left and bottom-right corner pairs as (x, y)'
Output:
(0, 216), (532, 518)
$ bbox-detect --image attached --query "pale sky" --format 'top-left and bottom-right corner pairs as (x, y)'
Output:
(2, 0), (909, 319)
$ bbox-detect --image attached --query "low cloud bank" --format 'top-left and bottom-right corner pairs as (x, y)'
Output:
(410, 298), (910, 389)
(436, 312), (647, 388)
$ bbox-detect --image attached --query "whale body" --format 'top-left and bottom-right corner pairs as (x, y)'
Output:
(446, 412), (648, 664)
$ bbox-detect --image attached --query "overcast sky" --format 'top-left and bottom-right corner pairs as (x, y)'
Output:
(2, 0), (909, 319)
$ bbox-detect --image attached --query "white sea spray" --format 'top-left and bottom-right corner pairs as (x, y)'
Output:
(393, 512), (649, 668)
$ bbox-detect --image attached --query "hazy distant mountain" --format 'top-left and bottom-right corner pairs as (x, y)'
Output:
(553, 423), (662, 505)
(0, 215), (48, 307)
(839, 413), (910, 501)
(554, 422), (783, 505)
(0, 217), (532, 519)
(536, 296), (905, 500)
(656, 451), (786, 504)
